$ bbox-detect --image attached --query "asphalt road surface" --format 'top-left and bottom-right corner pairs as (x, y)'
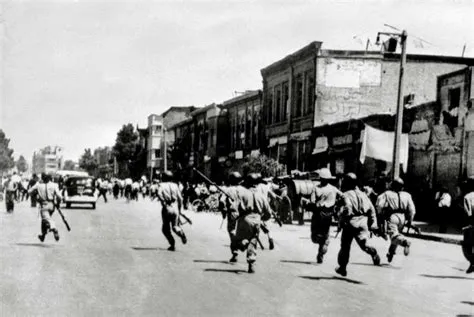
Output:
(1, 197), (473, 317)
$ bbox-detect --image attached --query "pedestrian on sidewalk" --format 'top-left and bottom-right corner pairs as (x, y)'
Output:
(462, 177), (474, 274)
(435, 186), (451, 233)
(376, 177), (416, 263)
(309, 168), (343, 264)
(335, 173), (381, 277)
(157, 171), (187, 251)
(28, 173), (62, 242)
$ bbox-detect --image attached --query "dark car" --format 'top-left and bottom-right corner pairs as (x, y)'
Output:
(62, 176), (98, 209)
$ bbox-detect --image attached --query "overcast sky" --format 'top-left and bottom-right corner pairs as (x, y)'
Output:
(1, 0), (473, 161)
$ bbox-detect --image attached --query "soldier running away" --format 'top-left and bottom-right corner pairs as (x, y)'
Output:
(232, 173), (273, 273)
(309, 168), (343, 264)
(157, 171), (187, 251)
(219, 171), (247, 263)
(376, 177), (415, 263)
(29, 173), (62, 242)
(335, 173), (381, 277)
(254, 173), (278, 250)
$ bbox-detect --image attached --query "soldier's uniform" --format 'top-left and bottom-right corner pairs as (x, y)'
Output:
(219, 172), (248, 262)
(255, 175), (279, 250)
(336, 173), (380, 277)
(310, 169), (343, 263)
(232, 173), (273, 273)
(462, 178), (474, 273)
(376, 177), (415, 262)
(29, 174), (62, 242)
(157, 171), (187, 251)
(4, 177), (17, 213)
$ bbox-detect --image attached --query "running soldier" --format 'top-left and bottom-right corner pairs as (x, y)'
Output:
(157, 171), (187, 251)
(219, 171), (245, 262)
(462, 177), (474, 274)
(232, 173), (273, 273)
(376, 177), (415, 263)
(29, 173), (62, 242)
(254, 173), (280, 250)
(335, 173), (381, 277)
(309, 168), (343, 264)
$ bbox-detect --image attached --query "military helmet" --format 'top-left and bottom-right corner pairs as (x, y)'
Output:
(161, 170), (174, 182)
(228, 171), (242, 185)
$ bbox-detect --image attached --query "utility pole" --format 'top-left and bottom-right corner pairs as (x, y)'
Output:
(376, 29), (408, 180)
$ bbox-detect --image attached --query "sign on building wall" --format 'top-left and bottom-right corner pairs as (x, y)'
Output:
(314, 58), (384, 127)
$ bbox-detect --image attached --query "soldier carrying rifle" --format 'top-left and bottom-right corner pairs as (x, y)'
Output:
(28, 173), (62, 242)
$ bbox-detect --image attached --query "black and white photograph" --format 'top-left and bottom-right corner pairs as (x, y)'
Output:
(0, 0), (473, 316)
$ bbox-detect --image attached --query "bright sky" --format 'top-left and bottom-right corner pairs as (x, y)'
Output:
(1, 0), (473, 161)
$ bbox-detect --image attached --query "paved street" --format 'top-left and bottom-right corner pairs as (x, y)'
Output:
(1, 198), (473, 317)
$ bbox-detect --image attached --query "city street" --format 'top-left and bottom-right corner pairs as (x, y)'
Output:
(1, 198), (473, 317)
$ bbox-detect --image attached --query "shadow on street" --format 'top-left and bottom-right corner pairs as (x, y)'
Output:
(280, 260), (314, 265)
(352, 262), (401, 270)
(299, 275), (365, 285)
(131, 247), (168, 251)
(420, 274), (474, 280)
(15, 243), (53, 248)
(204, 268), (247, 274)
(461, 301), (474, 306)
(194, 260), (233, 265)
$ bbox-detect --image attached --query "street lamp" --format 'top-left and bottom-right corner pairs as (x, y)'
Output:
(377, 30), (408, 180)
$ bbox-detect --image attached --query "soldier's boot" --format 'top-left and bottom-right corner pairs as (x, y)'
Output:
(168, 245), (176, 251)
(52, 229), (60, 242)
(387, 244), (397, 263)
(38, 234), (45, 243)
(268, 238), (274, 250)
(466, 264), (474, 274)
(229, 254), (238, 263)
(248, 262), (255, 274)
(335, 266), (347, 277)
(317, 254), (324, 264)
(371, 253), (381, 266)
(403, 240), (411, 256)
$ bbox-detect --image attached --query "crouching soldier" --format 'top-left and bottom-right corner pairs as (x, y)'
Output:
(335, 173), (381, 277)
(157, 171), (187, 251)
(232, 173), (272, 273)
(29, 173), (62, 242)
(376, 177), (415, 263)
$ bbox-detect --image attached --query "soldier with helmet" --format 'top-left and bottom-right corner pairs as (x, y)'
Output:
(28, 173), (62, 242)
(335, 173), (381, 277)
(157, 171), (187, 251)
(310, 168), (344, 264)
(219, 171), (246, 262)
(376, 177), (416, 263)
(232, 173), (273, 273)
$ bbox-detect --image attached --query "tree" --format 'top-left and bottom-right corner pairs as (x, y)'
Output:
(112, 124), (139, 178)
(79, 149), (98, 176)
(63, 160), (76, 171)
(241, 154), (285, 178)
(16, 155), (28, 173)
(0, 129), (15, 174)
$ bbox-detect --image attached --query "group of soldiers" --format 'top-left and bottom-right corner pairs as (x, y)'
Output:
(3, 166), (474, 276)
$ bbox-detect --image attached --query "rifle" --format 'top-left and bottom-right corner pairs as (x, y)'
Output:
(193, 168), (233, 201)
(180, 212), (193, 226)
(403, 222), (421, 235)
(256, 235), (265, 250)
(53, 201), (71, 232)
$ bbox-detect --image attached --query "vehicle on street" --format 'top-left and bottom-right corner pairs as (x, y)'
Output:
(62, 176), (98, 209)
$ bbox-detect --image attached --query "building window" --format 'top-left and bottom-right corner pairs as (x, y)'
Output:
(294, 74), (304, 118)
(267, 90), (273, 125)
(275, 85), (282, 123)
(282, 81), (289, 121)
(305, 71), (315, 116)
(246, 106), (252, 148)
(155, 149), (161, 159)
